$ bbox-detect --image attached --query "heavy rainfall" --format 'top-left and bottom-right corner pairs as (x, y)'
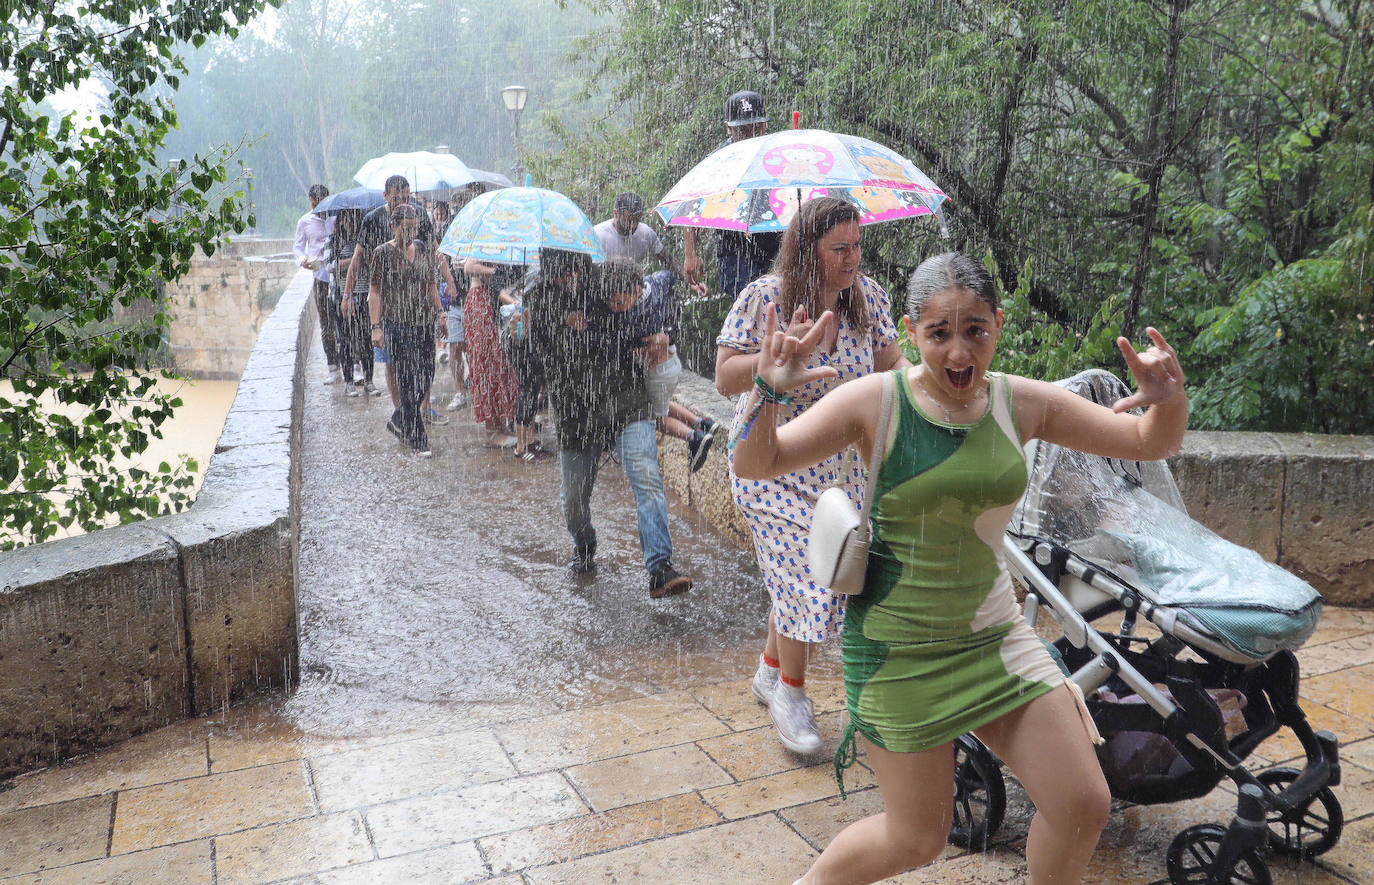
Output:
(1, 1), (1371, 884)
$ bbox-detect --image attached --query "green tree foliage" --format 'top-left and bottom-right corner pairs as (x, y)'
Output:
(539, 0), (1373, 433)
(0, 0), (276, 548)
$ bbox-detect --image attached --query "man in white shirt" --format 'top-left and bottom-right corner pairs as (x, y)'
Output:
(293, 184), (340, 384)
(594, 192), (694, 280)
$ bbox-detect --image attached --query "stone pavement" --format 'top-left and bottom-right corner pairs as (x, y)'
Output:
(3, 352), (1373, 884)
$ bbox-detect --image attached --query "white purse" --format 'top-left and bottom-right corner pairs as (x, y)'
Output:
(807, 371), (894, 596)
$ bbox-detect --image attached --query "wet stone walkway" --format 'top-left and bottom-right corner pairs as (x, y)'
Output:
(3, 348), (1374, 884)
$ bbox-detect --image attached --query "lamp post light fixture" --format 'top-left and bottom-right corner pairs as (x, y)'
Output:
(500, 84), (528, 179)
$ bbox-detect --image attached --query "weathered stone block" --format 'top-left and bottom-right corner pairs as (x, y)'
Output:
(0, 525), (188, 777)
(1275, 434), (1374, 607)
(1167, 431), (1285, 561)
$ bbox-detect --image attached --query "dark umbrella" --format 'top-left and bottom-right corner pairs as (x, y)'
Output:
(312, 187), (385, 216)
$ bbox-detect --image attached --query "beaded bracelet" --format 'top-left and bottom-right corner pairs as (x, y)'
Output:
(752, 373), (793, 405)
(728, 374), (794, 449)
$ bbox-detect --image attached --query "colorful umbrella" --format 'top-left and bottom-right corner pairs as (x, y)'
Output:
(436, 186), (606, 265)
(353, 150), (475, 192)
(310, 186), (384, 216)
(654, 129), (948, 232)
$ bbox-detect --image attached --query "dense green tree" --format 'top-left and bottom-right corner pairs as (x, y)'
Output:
(539, 0), (1373, 433)
(0, 0), (277, 548)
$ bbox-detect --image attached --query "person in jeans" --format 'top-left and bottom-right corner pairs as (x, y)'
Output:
(367, 203), (446, 457)
(527, 249), (691, 598)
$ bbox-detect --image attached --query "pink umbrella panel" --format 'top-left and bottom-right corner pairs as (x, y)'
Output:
(653, 128), (949, 232)
(658, 185), (946, 232)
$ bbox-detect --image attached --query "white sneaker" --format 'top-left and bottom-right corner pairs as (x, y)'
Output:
(770, 681), (823, 755)
(751, 658), (779, 706)
(344, 382), (362, 398)
(322, 366), (342, 385)
(446, 392), (467, 411)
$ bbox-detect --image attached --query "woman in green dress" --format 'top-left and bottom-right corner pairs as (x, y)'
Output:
(732, 252), (1188, 885)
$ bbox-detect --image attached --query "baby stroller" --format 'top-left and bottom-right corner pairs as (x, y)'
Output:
(946, 370), (1342, 885)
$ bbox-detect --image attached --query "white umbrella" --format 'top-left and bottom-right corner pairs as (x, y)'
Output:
(353, 151), (475, 191)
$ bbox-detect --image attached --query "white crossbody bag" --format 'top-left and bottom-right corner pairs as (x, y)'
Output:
(807, 370), (894, 596)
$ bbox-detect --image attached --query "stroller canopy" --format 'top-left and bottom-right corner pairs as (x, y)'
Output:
(1010, 370), (1322, 661)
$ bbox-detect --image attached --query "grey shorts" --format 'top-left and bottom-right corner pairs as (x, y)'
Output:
(444, 305), (465, 344)
(645, 353), (681, 419)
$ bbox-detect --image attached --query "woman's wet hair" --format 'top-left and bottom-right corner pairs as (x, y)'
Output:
(906, 252), (998, 321)
(772, 196), (870, 332)
(390, 203), (419, 224)
(599, 258), (643, 298)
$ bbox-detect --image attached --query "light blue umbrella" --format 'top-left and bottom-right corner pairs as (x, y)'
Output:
(436, 186), (605, 265)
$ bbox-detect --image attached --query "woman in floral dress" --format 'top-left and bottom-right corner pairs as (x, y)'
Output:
(462, 259), (520, 447)
(715, 197), (908, 755)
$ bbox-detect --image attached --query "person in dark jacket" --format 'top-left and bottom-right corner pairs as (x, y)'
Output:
(527, 250), (692, 598)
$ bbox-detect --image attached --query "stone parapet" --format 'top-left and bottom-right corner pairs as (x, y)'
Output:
(163, 236), (298, 379)
(0, 269), (313, 778)
(666, 374), (1374, 609)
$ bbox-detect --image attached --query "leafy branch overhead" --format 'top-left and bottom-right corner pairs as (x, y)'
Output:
(0, 0), (280, 548)
(536, 0), (1372, 434)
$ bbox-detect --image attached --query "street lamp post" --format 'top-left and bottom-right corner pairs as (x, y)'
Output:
(500, 84), (528, 180)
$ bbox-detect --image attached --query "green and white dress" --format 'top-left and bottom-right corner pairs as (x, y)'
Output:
(837, 369), (1068, 771)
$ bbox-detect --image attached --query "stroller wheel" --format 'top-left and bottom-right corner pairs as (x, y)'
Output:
(947, 734), (1006, 852)
(1256, 767), (1343, 858)
(1166, 824), (1272, 885)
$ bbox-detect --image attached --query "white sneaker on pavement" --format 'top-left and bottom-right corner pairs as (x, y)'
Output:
(770, 680), (823, 755)
(751, 657), (780, 706)
(322, 366), (341, 385)
(446, 392), (467, 411)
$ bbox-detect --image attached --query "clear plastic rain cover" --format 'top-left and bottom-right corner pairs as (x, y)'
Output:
(1009, 370), (1322, 660)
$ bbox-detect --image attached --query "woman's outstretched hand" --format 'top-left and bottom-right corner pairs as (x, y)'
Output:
(757, 302), (839, 394)
(1112, 327), (1187, 413)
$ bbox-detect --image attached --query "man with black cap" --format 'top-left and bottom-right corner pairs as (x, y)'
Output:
(681, 90), (784, 298)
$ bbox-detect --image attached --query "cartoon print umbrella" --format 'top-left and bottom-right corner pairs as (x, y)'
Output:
(436, 186), (606, 265)
(353, 150), (476, 192)
(654, 129), (948, 232)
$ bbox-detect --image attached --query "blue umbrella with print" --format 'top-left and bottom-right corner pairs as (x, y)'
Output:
(436, 186), (605, 265)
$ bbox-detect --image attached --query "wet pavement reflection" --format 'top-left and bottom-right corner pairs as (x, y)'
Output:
(292, 351), (771, 738)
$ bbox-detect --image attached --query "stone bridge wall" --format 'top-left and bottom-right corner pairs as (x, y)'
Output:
(0, 270), (314, 779)
(163, 236), (299, 378)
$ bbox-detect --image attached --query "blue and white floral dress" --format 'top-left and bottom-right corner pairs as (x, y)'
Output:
(717, 273), (900, 642)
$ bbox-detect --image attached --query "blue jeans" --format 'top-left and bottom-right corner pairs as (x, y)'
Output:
(559, 419), (672, 573)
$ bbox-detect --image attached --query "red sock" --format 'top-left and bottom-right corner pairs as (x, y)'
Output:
(780, 673), (804, 688)
(761, 653), (780, 669)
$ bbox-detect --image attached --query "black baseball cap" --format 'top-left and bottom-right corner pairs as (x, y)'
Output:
(726, 90), (768, 127)
(614, 192), (645, 213)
